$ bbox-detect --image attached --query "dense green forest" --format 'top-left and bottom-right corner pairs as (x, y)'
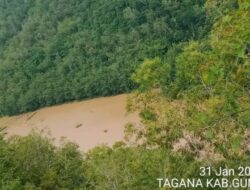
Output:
(0, 0), (210, 115)
(1, 0), (250, 189)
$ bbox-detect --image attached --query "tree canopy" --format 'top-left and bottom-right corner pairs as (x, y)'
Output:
(0, 0), (209, 115)
(0, 0), (249, 189)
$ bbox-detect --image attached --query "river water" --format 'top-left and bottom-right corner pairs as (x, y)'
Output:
(0, 94), (140, 150)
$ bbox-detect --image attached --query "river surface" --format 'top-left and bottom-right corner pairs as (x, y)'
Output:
(0, 94), (140, 150)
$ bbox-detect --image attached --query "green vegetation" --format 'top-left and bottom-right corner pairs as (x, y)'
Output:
(1, 0), (250, 189)
(0, 132), (86, 190)
(1, 132), (249, 190)
(129, 0), (249, 157)
(0, 0), (209, 115)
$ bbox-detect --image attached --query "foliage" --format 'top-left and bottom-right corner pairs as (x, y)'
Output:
(0, 132), (86, 190)
(132, 57), (166, 91)
(1, 130), (249, 190)
(0, 0), (249, 190)
(131, 0), (250, 160)
(205, 0), (239, 22)
(0, 0), (209, 115)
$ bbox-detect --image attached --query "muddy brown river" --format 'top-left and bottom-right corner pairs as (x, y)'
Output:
(0, 94), (140, 150)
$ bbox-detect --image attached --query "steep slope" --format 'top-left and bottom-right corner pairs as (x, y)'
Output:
(0, 0), (209, 115)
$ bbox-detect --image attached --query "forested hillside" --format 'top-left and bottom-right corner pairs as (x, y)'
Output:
(0, 0), (210, 115)
(1, 0), (249, 190)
